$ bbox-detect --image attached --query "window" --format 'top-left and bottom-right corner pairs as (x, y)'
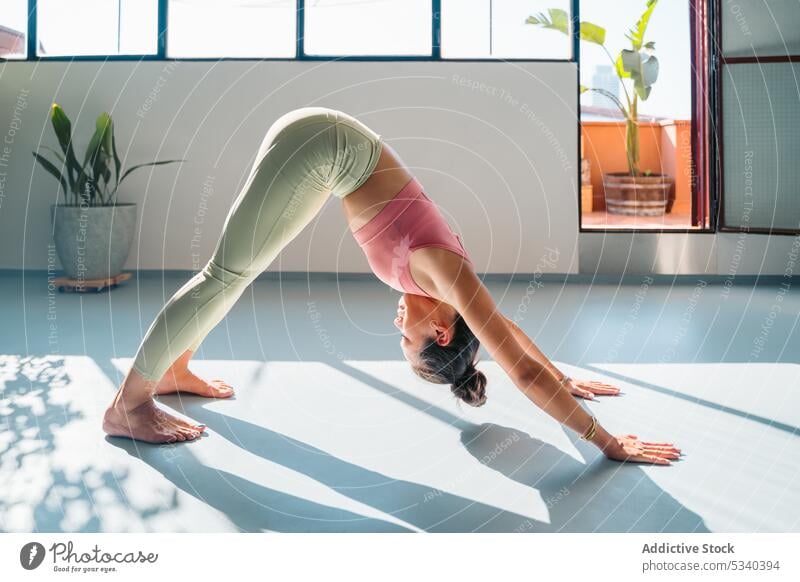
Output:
(37, 0), (158, 57)
(7, 0), (581, 61)
(0, 0), (27, 59)
(722, 0), (800, 58)
(167, 0), (296, 58)
(441, 0), (572, 60)
(719, 0), (800, 234)
(304, 0), (431, 57)
(580, 1), (691, 120)
(574, 0), (706, 231)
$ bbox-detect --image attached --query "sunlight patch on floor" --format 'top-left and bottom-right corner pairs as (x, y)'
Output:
(3, 355), (797, 532)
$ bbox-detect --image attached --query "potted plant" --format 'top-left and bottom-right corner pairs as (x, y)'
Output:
(528, 0), (674, 216)
(33, 104), (183, 280)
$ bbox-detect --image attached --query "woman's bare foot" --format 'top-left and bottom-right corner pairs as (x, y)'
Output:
(152, 349), (234, 399)
(154, 366), (234, 399)
(103, 398), (205, 444)
(103, 356), (208, 444)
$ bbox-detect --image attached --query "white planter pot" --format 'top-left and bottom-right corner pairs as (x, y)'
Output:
(50, 203), (137, 280)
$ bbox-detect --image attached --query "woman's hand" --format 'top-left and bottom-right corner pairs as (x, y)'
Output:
(568, 378), (621, 400)
(601, 434), (681, 465)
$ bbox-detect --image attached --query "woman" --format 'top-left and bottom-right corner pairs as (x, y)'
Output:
(103, 107), (680, 465)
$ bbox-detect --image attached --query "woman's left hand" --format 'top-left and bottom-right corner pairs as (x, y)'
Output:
(602, 434), (681, 465)
(568, 378), (621, 400)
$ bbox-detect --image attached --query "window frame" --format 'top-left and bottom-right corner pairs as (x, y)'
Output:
(8, 0), (579, 63)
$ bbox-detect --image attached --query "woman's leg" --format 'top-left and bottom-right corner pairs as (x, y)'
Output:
(103, 107), (383, 444)
(158, 109), (387, 397)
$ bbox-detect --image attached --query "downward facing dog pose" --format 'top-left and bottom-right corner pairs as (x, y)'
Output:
(104, 107), (680, 465)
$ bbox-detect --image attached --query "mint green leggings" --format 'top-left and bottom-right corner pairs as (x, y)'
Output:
(131, 107), (383, 381)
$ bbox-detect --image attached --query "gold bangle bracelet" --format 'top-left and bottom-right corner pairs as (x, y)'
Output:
(580, 416), (597, 441)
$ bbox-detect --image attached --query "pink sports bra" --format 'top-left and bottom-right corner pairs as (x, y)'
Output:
(352, 177), (472, 298)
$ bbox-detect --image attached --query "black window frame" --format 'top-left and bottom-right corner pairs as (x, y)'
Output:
(10, 0), (579, 63)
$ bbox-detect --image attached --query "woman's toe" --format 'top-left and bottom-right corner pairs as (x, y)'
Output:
(185, 422), (205, 433)
(211, 383), (234, 397)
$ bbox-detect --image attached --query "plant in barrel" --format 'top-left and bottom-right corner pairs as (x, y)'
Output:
(528, 1), (673, 215)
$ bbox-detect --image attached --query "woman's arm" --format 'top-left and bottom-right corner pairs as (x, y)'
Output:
(424, 256), (679, 464)
(426, 261), (603, 440)
(503, 316), (621, 399)
(503, 316), (567, 381)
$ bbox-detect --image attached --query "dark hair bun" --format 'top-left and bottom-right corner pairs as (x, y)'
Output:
(451, 365), (487, 407)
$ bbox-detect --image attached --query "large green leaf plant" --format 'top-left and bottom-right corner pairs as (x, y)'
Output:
(527, 0), (661, 176)
(33, 103), (184, 206)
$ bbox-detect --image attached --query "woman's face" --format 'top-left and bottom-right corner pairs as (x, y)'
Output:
(394, 293), (457, 364)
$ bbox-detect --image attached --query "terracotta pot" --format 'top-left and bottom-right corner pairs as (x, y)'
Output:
(602, 173), (674, 216)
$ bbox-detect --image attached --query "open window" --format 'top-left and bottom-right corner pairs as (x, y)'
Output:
(528, 0), (713, 232)
(578, 0), (710, 231)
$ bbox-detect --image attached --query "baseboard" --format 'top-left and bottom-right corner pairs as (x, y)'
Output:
(0, 268), (788, 286)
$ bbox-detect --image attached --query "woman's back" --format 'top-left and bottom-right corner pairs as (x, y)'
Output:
(340, 142), (416, 232)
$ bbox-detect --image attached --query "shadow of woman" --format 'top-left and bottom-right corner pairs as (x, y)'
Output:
(106, 436), (410, 532)
(460, 423), (709, 533)
(118, 400), (543, 532)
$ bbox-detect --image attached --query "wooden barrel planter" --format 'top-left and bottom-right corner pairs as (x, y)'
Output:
(602, 173), (674, 216)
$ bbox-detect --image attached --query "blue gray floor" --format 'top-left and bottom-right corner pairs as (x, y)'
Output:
(1, 271), (798, 532)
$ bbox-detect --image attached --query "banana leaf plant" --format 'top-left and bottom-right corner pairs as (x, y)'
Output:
(33, 103), (184, 206)
(527, 0), (660, 176)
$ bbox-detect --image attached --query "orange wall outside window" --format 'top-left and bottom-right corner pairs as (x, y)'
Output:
(581, 120), (692, 215)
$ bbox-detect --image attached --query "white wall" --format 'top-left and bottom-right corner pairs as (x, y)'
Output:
(1, 59), (795, 277)
(0, 60), (580, 275)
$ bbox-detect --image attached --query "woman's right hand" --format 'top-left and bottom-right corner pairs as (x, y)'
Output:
(601, 434), (681, 465)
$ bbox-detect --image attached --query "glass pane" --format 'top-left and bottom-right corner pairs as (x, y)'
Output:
(441, 0), (571, 59)
(0, 0), (27, 59)
(723, 63), (800, 230)
(305, 0), (431, 56)
(119, 0), (159, 54)
(722, 0), (800, 58)
(168, 0), (296, 58)
(580, 0), (691, 120)
(37, 0), (158, 57)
